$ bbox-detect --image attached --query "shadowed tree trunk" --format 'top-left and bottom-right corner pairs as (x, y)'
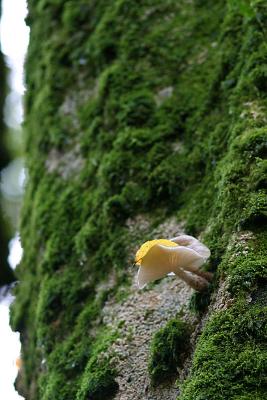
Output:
(12, 1), (267, 399)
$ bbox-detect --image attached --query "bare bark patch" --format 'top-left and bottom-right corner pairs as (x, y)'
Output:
(103, 278), (193, 400)
(45, 144), (84, 179)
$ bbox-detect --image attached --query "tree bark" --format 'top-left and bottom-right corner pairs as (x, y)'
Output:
(12, 1), (267, 399)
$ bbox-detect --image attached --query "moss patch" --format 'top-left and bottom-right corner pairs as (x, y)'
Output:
(76, 329), (119, 400)
(180, 300), (267, 400)
(148, 319), (190, 384)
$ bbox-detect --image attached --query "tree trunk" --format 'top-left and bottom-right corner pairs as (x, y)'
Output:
(12, 1), (267, 399)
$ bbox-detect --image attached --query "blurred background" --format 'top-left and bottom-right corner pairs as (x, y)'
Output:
(0, 0), (29, 398)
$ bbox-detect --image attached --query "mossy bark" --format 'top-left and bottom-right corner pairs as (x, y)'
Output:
(12, 1), (267, 399)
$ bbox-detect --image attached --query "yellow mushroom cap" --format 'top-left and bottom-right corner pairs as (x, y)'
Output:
(135, 239), (177, 265)
(135, 236), (210, 289)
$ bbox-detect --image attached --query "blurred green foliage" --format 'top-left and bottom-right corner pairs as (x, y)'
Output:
(0, 0), (15, 287)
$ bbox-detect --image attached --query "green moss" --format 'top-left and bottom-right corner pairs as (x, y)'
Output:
(222, 231), (267, 294)
(117, 90), (156, 127)
(189, 284), (214, 316)
(148, 319), (190, 384)
(180, 301), (267, 400)
(35, 267), (92, 352)
(76, 330), (119, 400)
(38, 296), (118, 399)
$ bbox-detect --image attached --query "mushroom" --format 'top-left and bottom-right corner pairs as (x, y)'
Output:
(135, 235), (212, 292)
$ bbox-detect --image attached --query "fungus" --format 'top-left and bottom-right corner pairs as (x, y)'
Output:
(135, 235), (212, 291)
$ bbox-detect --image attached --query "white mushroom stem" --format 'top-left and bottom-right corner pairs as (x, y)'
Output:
(181, 263), (213, 282)
(174, 269), (210, 292)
